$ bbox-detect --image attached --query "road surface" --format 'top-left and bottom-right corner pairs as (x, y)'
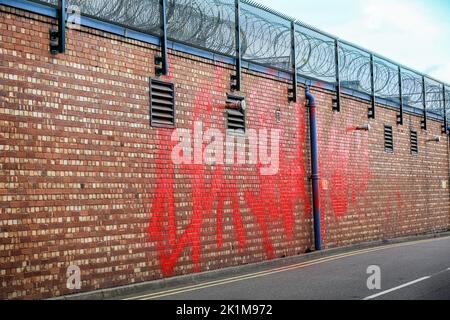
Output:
(122, 236), (450, 300)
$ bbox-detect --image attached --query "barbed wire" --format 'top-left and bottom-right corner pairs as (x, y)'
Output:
(38, 0), (447, 116)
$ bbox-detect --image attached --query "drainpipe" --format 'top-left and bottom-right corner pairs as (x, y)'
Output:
(305, 87), (322, 251)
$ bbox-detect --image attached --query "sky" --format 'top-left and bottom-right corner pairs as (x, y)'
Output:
(255, 0), (450, 84)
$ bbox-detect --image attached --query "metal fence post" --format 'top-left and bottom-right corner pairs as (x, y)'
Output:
(368, 54), (375, 119)
(397, 66), (403, 125)
(333, 39), (341, 112)
(155, 0), (169, 76)
(50, 0), (66, 54)
(443, 85), (448, 134)
(58, 0), (66, 53)
(288, 21), (297, 103)
(421, 76), (427, 130)
(231, 0), (242, 92)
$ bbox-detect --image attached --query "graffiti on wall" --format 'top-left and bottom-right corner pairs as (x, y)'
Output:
(147, 66), (310, 276)
(318, 122), (372, 235)
(145, 60), (395, 276)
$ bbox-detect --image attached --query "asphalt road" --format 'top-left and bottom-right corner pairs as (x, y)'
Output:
(124, 237), (450, 300)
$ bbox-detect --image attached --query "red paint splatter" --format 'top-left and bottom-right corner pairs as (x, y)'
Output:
(148, 68), (310, 275)
(243, 88), (310, 259)
(319, 122), (372, 221)
(330, 169), (350, 217)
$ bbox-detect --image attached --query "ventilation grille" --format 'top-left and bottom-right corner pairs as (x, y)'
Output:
(226, 95), (246, 134)
(384, 125), (393, 152)
(150, 78), (175, 127)
(410, 130), (418, 155)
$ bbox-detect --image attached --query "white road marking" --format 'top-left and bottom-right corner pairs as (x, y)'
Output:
(363, 277), (431, 300)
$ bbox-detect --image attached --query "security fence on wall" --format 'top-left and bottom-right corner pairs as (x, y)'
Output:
(33, 0), (449, 130)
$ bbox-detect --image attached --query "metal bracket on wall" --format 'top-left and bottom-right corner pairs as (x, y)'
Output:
(333, 39), (341, 112)
(49, 0), (66, 54)
(368, 54), (376, 119)
(155, 0), (168, 76)
(421, 76), (427, 130)
(231, 0), (242, 92)
(397, 66), (404, 125)
(288, 21), (297, 103)
(443, 85), (448, 134)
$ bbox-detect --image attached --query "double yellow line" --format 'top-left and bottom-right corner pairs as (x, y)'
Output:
(125, 236), (449, 300)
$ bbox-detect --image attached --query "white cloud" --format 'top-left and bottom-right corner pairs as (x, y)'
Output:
(331, 0), (447, 75)
(362, 0), (439, 37)
(430, 63), (450, 83)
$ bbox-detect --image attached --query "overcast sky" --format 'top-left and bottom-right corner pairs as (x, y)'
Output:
(255, 0), (450, 84)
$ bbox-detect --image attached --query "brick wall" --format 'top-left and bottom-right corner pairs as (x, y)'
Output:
(0, 6), (449, 299)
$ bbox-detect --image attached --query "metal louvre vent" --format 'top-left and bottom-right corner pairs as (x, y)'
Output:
(384, 125), (394, 152)
(150, 78), (175, 127)
(410, 130), (418, 155)
(226, 95), (246, 134)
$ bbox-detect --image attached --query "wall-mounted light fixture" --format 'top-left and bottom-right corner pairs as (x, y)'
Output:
(226, 95), (246, 110)
(355, 124), (371, 132)
(426, 136), (441, 143)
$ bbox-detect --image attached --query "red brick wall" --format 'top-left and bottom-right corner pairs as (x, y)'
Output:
(0, 7), (449, 299)
(314, 91), (450, 248)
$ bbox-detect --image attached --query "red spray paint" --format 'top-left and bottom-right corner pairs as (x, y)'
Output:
(319, 122), (372, 222)
(147, 67), (310, 275)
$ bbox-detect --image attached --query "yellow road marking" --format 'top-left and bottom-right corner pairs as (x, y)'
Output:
(125, 236), (450, 300)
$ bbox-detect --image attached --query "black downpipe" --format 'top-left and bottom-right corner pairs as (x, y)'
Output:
(305, 87), (322, 251)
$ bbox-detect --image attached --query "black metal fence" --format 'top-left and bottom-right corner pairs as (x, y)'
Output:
(35, 0), (449, 128)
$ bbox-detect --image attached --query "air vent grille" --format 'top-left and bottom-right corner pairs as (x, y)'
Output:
(410, 130), (418, 155)
(226, 95), (246, 134)
(150, 78), (175, 127)
(384, 125), (393, 153)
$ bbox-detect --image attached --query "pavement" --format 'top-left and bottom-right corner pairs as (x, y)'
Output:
(119, 236), (450, 300)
